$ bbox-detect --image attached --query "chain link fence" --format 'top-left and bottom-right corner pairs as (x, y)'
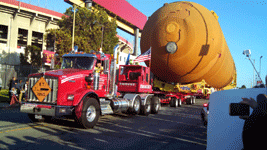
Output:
(0, 63), (50, 89)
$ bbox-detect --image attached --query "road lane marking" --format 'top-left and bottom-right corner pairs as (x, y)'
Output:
(100, 120), (207, 146)
(0, 124), (48, 133)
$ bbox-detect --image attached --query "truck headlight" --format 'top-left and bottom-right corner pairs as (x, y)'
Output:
(67, 95), (74, 101)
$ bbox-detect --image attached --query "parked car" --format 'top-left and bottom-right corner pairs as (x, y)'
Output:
(201, 102), (209, 126)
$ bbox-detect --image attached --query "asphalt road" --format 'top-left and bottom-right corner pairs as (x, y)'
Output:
(0, 99), (208, 150)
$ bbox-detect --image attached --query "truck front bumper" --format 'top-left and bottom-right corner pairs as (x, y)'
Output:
(20, 103), (74, 117)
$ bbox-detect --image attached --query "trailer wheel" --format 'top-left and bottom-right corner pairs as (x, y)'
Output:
(141, 96), (151, 116)
(151, 96), (160, 114)
(79, 97), (100, 129)
(192, 97), (196, 104)
(170, 97), (174, 107)
(129, 96), (141, 115)
(186, 97), (193, 105)
(178, 99), (182, 107)
(170, 97), (178, 108)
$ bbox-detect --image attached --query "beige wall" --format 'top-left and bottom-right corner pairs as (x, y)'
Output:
(0, 2), (61, 65)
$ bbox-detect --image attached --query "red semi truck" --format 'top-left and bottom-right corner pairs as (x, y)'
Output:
(20, 45), (197, 128)
(20, 46), (161, 128)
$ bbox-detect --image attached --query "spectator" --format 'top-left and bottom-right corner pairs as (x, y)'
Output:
(240, 94), (267, 150)
(94, 62), (104, 74)
(10, 77), (17, 89)
(8, 77), (17, 101)
(10, 87), (18, 97)
(0, 76), (2, 91)
(22, 80), (28, 100)
(16, 80), (23, 96)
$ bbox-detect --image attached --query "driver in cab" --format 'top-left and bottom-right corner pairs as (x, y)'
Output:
(94, 62), (103, 75)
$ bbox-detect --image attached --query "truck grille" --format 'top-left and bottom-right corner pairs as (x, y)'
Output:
(27, 76), (58, 104)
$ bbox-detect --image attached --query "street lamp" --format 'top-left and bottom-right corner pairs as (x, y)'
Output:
(93, 21), (105, 52)
(71, 4), (77, 51)
(260, 56), (263, 79)
(243, 49), (264, 86)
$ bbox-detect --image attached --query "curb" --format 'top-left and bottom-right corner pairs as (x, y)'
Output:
(0, 103), (20, 110)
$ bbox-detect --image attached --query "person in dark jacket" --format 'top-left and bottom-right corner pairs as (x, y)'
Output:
(8, 77), (17, 101)
(240, 94), (267, 150)
(16, 80), (23, 96)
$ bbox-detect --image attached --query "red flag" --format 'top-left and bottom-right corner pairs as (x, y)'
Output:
(133, 47), (151, 63)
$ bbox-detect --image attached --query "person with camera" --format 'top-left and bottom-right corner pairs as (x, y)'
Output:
(240, 94), (267, 150)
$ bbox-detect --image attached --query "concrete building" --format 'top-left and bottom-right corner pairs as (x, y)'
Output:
(0, 0), (64, 65)
(0, 0), (135, 66)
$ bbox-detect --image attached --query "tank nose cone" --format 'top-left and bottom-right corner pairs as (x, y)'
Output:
(165, 42), (178, 54)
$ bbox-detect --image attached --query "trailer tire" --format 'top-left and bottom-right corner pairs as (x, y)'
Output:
(186, 97), (193, 105)
(151, 96), (160, 114)
(141, 97), (151, 116)
(170, 97), (175, 107)
(192, 97), (196, 104)
(178, 99), (182, 107)
(170, 97), (179, 108)
(129, 96), (141, 115)
(79, 97), (100, 129)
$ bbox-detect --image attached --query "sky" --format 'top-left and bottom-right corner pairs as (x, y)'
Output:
(19, 0), (267, 89)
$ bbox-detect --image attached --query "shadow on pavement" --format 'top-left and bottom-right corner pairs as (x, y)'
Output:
(0, 102), (207, 150)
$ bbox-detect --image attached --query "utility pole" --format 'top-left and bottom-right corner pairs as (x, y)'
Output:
(253, 59), (255, 86)
(72, 4), (77, 51)
(260, 56), (263, 82)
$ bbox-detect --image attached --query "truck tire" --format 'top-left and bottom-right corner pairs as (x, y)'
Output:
(129, 96), (141, 115)
(80, 98), (100, 129)
(178, 99), (182, 107)
(28, 114), (52, 122)
(151, 96), (160, 114)
(141, 97), (151, 116)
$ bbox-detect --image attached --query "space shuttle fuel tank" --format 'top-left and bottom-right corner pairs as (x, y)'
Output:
(140, 1), (236, 88)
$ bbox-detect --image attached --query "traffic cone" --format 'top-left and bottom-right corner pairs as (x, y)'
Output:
(10, 95), (16, 106)
(9, 95), (20, 106)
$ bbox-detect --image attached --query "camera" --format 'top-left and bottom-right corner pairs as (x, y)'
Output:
(229, 103), (250, 116)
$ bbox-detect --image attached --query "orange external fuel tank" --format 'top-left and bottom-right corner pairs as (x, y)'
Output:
(140, 1), (236, 89)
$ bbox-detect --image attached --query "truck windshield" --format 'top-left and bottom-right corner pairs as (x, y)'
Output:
(61, 57), (95, 70)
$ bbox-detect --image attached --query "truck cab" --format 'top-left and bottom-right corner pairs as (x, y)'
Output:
(20, 51), (114, 127)
(117, 65), (152, 94)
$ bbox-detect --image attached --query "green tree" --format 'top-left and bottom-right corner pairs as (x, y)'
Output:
(45, 5), (119, 62)
(21, 45), (42, 67)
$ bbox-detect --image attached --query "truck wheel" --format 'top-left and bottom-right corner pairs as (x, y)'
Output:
(129, 96), (141, 115)
(178, 99), (182, 107)
(141, 97), (151, 116)
(151, 96), (160, 114)
(80, 98), (100, 129)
